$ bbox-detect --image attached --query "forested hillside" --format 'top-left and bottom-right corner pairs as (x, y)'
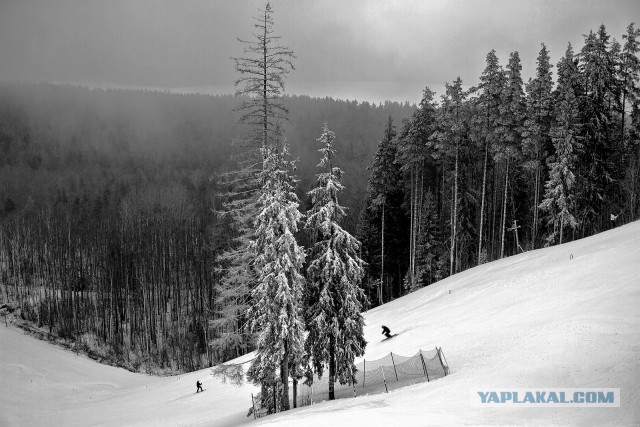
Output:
(357, 24), (640, 304)
(0, 82), (414, 371)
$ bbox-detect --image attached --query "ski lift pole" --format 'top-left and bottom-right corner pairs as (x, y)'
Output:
(362, 360), (366, 388)
(508, 219), (524, 253)
(613, 207), (626, 221)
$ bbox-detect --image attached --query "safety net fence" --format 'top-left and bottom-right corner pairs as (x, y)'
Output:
(250, 347), (449, 419)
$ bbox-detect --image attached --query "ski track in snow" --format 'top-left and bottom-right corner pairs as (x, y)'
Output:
(1, 222), (639, 426)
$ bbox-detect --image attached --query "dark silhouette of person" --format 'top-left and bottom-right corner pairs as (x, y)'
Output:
(381, 325), (392, 338)
(196, 380), (203, 393)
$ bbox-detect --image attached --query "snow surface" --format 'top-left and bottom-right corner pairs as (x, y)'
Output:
(1, 222), (639, 426)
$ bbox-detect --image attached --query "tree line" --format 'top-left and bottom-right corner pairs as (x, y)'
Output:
(357, 24), (640, 305)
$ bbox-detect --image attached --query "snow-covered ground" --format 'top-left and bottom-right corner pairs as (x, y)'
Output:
(1, 222), (639, 426)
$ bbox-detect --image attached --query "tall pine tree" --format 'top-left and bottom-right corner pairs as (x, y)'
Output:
(305, 123), (367, 401)
(248, 139), (306, 412)
(233, 2), (295, 152)
(233, 2), (304, 411)
(523, 43), (554, 246)
(361, 117), (405, 304)
(495, 51), (525, 258)
(212, 0), (296, 362)
(434, 77), (470, 274)
(577, 26), (621, 232)
(619, 24), (640, 219)
(476, 50), (505, 262)
(396, 88), (437, 289)
(619, 23), (640, 148)
(540, 43), (581, 244)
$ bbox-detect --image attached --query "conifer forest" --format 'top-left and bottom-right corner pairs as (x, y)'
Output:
(0, 3), (639, 410)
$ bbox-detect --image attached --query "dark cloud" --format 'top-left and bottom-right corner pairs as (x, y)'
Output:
(1, 0), (638, 103)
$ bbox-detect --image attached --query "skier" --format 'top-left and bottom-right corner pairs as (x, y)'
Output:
(381, 325), (392, 339)
(196, 380), (203, 393)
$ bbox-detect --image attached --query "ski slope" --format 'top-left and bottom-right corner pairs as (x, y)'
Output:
(1, 222), (639, 426)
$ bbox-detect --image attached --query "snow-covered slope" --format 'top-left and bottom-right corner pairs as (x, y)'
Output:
(1, 222), (639, 426)
(0, 324), (258, 427)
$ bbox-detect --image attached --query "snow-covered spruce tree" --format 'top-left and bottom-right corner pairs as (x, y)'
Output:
(213, 1), (294, 365)
(577, 26), (621, 232)
(247, 137), (306, 412)
(305, 123), (367, 401)
(476, 50), (505, 263)
(523, 43), (554, 245)
(628, 104), (640, 219)
(540, 43), (581, 245)
(619, 24), (640, 219)
(620, 24), (640, 146)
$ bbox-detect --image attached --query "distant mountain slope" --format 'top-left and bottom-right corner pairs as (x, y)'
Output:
(2, 222), (639, 426)
(0, 82), (416, 224)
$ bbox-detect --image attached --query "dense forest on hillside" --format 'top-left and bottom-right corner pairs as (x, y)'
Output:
(356, 24), (640, 305)
(0, 82), (414, 371)
(1, 20), (639, 377)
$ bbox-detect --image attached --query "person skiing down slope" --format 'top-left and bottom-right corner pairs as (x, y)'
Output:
(381, 325), (392, 339)
(196, 381), (203, 393)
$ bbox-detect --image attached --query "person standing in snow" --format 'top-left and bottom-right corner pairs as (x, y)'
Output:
(381, 325), (392, 339)
(196, 380), (203, 393)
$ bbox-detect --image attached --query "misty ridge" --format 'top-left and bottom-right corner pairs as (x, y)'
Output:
(0, 82), (415, 229)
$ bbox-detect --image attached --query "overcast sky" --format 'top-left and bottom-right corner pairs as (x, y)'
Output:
(1, 0), (638, 104)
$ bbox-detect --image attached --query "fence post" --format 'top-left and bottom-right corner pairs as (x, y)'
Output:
(390, 352), (398, 381)
(436, 347), (447, 376)
(362, 360), (366, 388)
(419, 351), (430, 382)
(251, 393), (258, 420)
(438, 347), (450, 374)
(380, 367), (388, 393)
